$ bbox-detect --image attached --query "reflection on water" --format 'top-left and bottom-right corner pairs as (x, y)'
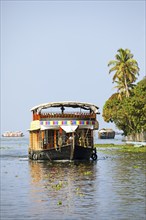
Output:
(0, 137), (146, 220)
(29, 161), (98, 220)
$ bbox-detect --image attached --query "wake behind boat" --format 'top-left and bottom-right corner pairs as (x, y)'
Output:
(28, 101), (100, 161)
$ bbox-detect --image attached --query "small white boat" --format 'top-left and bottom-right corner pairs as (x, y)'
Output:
(2, 131), (24, 137)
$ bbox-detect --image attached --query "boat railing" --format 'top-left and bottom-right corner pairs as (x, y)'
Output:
(33, 112), (96, 120)
(38, 134), (93, 150)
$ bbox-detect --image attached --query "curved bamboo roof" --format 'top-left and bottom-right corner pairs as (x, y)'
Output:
(31, 101), (99, 114)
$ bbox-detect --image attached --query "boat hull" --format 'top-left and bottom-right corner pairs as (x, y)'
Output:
(28, 144), (97, 161)
(98, 130), (115, 139)
(98, 135), (115, 139)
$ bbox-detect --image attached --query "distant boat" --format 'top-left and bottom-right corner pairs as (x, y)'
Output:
(28, 101), (100, 161)
(2, 131), (24, 137)
(98, 128), (115, 139)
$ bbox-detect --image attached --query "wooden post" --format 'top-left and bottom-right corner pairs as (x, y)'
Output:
(54, 130), (56, 148)
(70, 132), (75, 160)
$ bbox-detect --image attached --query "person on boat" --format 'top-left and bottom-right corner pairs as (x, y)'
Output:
(79, 134), (85, 147)
(67, 135), (73, 144)
(61, 106), (65, 114)
(58, 136), (62, 147)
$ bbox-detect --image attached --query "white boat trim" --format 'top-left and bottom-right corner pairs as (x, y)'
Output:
(61, 125), (78, 133)
(30, 101), (99, 114)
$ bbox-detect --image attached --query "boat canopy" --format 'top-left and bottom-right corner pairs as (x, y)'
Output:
(31, 101), (99, 114)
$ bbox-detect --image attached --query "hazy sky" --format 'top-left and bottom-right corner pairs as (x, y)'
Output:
(1, 0), (145, 135)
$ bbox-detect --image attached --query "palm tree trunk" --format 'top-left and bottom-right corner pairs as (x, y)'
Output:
(124, 74), (129, 97)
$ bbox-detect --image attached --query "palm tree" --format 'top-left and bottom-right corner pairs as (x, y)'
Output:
(108, 48), (140, 98)
(114, 79), (135, 100)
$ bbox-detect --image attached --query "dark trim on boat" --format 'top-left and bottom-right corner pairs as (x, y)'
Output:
(29, 144), (97, 161)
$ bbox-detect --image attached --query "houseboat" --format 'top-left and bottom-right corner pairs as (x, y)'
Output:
(98, 128), (115, 139)
(2, 131), (24, 137)
(28, 101), (100, 161)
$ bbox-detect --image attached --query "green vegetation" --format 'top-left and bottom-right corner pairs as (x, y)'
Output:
(103, 48), (146, 137)
(52, 181), (64, 190)
(57, 201), (62, 205)
(95, 144), (146, 153)
(83, 171), (92, 175)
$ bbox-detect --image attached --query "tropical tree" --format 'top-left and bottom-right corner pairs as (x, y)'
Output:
(103, 78), (146, 136)
(108, 48), (140, 99)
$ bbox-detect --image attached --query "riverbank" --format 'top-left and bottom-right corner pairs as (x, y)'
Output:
(95, 144), (146, 153)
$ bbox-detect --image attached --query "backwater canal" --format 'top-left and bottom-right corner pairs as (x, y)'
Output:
(0, 137), (146, 220)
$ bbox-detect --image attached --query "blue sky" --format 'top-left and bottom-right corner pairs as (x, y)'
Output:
(1, 0), (145, 135)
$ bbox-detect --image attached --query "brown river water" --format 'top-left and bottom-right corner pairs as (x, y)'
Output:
(0, 137), (146, 220)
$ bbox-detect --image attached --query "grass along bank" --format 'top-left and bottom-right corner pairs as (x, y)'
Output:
(94, 144), (146, 153)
